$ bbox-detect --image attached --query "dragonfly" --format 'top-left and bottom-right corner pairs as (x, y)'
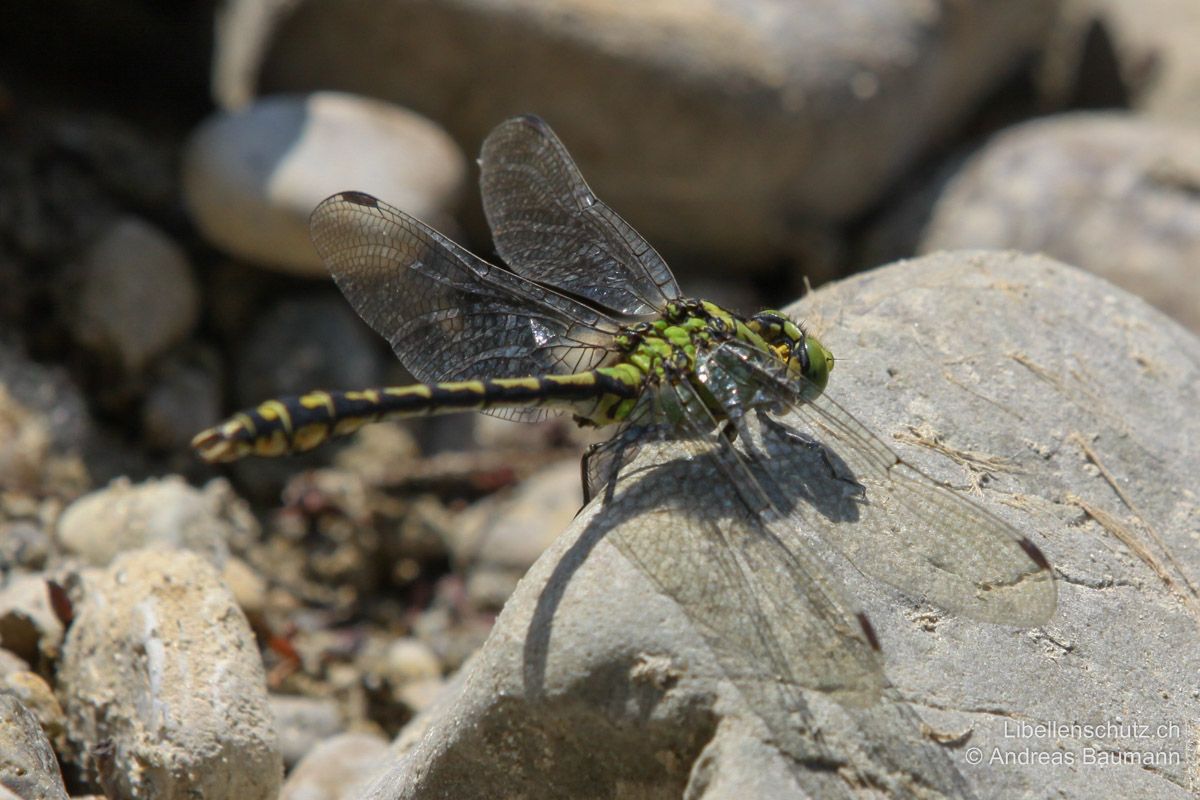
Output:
(192, 114), (1056, 706)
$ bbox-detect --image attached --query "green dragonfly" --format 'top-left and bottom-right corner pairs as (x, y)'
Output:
(193, 115), (1056, 705)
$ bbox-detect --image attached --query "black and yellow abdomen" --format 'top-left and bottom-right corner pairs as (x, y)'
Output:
(191, 370), (642, 463)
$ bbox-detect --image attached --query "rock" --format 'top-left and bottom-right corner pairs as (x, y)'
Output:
(1043, 0), (1200, 123)
(214, 0), (1053, 271)
(0, 572), (64, 666)
(232, 294), (385, 408)
(0, 696), (68, 800)
(142, 355), (224, 452)
(363, 252), (1199, 799)
(68, 216), (200, 374)
(394, 678), (446, 717)
(1, 671), (66, 750)
(0, 649), (28, 677)
(0, 344), (92, 497)
(219, 293), (392, 495)
(56, 476), (259, 567)
(279, 732), (390, 800)
(919, 112), (1200, 332)
(454, 459), (582, 609)
(270, 694), (345, 768)
(0, 387), (53, 497)
(381, 638), (441, 685)
(59, 549), (281, 800)
(221, 555), (268, 618)
(0, 517), (51, 573)
(183, 92), (466, 275)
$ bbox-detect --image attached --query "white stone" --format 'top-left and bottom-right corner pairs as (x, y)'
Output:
(183, 92), (466, 275)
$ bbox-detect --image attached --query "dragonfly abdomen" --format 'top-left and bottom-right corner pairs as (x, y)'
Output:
(191, 370), (642, 463)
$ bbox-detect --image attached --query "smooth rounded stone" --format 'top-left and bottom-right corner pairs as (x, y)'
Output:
(280, 732), (390, 800)
(0, 572), (64, 665)
(55, 475), (259, 567)
(453, 459), (582, 609)
(270, 694), (345, 768)
(215, 0), (1051, 269)
(59, 548), (281, 800)
(183, 92), (466, 275)
(919, 112), (1200, 332)
(1043, 0), (1200, 123)
(0, 696), (68, 800)
(67, 216), (200, 374)
(362, 252), (1199, 800)
(141, 356), (224, 452)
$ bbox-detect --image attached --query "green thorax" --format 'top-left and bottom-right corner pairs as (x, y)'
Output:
(581, 299), (833, 427)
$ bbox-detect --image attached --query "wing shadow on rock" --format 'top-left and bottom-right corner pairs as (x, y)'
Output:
(522, 434), (974, 798)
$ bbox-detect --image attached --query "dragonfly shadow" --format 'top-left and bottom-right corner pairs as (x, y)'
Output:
(521, 423), (866, 708)
(520, 436), (974, 796)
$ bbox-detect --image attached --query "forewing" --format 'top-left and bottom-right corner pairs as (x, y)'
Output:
(479, 115), (680, 317)
(310, 191), (621, 421)
(704, 342), (1057, 626)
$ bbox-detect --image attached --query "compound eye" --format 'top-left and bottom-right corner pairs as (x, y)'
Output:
(801, 336), (834, 394)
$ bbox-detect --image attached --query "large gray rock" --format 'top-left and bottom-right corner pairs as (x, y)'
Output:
(364, 251), (1199, 799)
(919, 112), (1200, 333)
(212, 0), (1054, 270)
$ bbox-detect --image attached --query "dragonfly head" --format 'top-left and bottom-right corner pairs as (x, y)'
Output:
(747, 310), (834, 397)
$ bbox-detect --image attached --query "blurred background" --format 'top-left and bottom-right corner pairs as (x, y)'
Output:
(0, 0), (1197, 792)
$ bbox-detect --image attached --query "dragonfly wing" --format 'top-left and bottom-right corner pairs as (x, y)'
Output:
(704, 342), (1057, 626)
(479, 115), (681, 317)
(599, 379), (885, 708)
(311, 191), (622, 421)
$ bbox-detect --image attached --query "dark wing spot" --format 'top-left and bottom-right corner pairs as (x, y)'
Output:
(1018, 538), (1052, 571)
(340, 191), (380, 207)
(857, 612), (882, 652)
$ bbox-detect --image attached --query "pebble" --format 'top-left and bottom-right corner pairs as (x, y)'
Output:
(58, 549), (281, 800)
(68, 216), (200, 374)
(233, 294), (385, 408)
(222, 555), (268, 618)
(454, 459), (582, 609)
(183, 92), (467, 275)
(2, 670), (66, 750)
(55, 475), (259, 567)
(269, 693), (344, 768)
(279, 731), (390, 800)
(0, 344), (92, 497)
(141, 356), (223, 452)
(0, 695), (68, 800)
(0, 572), (64, 665)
